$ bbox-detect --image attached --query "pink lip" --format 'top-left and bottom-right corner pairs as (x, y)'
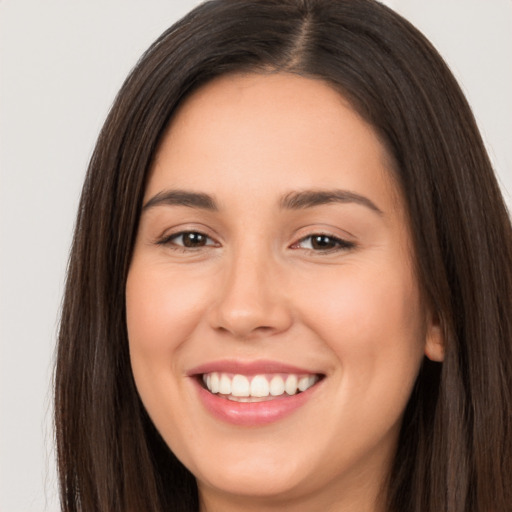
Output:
(188, 359), (324, 427)
(188, 359), (319, 376)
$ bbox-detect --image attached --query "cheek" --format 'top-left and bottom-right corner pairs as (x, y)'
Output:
(297, 262), (426, 386)
(125, 261), (213, 418)
(126, 263), (207, 357)
(125, 261), (209, 440)
(291, 264), (426, 458)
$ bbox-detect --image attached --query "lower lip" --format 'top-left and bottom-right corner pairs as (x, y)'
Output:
(193, 378), (321, 426)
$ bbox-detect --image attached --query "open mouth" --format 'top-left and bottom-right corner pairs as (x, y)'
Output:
(199, 372), (324, 402)
(190, 363), (326, 425)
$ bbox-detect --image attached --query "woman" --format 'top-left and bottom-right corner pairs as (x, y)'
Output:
(55, 0), (512, 510)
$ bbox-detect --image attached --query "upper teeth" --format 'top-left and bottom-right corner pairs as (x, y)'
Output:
(202, 372), (319, 398)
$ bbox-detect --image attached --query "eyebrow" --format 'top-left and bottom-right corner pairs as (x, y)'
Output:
(143, 190), (218, 211)
(279, 189), (383, 215)
(142, 188), (383, 215)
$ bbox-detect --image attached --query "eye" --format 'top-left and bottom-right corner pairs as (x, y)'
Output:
(158, 231), (218, 249)
(293, 234), (355, 252)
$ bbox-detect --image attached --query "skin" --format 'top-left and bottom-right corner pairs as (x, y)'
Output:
(126, 72), (444, 512)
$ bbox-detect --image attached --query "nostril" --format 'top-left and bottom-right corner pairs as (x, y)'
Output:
(215, 324), (282, 340)
(210, 302), (293, 339)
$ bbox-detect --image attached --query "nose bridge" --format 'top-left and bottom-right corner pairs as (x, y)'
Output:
(209, 238), (291, 338)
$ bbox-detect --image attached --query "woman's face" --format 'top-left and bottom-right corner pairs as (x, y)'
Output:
(126, 73), (442, 510)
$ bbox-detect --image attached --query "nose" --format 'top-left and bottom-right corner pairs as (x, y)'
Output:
(208, 248), (293, 339)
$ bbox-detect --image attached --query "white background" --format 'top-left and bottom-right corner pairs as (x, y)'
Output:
(1, 1), (510, 511)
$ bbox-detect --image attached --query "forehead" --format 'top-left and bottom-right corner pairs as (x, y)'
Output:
(148, 72), (401, 215)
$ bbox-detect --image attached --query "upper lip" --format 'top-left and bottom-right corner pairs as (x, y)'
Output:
(187, 359), (322, 377)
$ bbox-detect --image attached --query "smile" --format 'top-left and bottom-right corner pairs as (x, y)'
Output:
(202, 372), (320, 402)
(189, 361), (325, 426)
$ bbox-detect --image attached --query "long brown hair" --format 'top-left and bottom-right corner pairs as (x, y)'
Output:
(55, 1), (512, 510)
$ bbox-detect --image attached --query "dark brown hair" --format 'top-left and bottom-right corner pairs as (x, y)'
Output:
(55, 0), (512, 510)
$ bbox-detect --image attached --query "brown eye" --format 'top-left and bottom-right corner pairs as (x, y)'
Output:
(180, 232), (208, 247)
(310, 235), (338, 250)
(160, 231), (217, 249)
(294, 234), (355, 252)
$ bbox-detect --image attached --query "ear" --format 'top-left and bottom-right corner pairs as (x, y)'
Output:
(424, 312), (445, 362)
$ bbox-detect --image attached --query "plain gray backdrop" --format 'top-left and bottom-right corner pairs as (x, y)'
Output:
(1, 1), (511, 511)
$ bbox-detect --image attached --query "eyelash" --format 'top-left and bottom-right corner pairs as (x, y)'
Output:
(156, 230), (355, 254)
(292, 233), (356, 253)
(156, 231), (219, 251)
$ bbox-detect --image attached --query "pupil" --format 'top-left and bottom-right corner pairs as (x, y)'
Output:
(312, 235), (335, 250)
(183, 232), (205, 247)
